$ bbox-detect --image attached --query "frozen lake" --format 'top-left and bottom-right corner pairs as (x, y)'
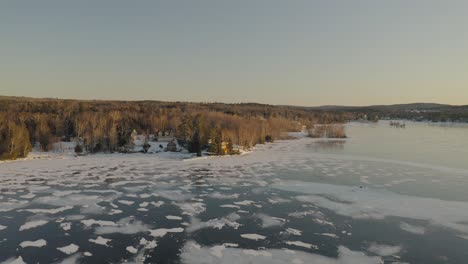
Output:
(1, 120), (468, 264)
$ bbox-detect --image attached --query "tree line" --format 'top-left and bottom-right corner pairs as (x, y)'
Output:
(0, 97), (347, 160)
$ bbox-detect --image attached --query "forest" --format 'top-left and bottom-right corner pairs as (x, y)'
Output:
(0, 96), (347, 160)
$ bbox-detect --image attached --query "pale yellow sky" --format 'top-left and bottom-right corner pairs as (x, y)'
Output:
(1, 1), (468, 106)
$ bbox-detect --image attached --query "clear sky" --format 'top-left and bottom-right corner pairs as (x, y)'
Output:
(1, 1), (468, 106)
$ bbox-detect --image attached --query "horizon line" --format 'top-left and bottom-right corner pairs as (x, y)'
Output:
(0, 95), (466, 108)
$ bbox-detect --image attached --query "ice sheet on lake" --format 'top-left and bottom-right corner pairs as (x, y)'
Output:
(273, 180), (468, 237)
(181, 241), (383, 264)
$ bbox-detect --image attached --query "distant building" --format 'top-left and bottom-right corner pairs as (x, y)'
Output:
(156, 129), (175, 142)
(166, 140), (178, 152)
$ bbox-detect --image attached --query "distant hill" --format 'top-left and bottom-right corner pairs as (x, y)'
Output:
(296, 103), (468, 122)
(307, 103), (465, 111)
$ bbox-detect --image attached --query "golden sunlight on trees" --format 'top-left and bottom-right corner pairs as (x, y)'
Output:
(0, 97), (348, 160)
(0, 115), (32, 160)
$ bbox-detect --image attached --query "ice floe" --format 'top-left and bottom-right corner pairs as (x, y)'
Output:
(255, 213), (286, 227)
(20, 206), (73, 214)
(89, 236), (112, 247)
(175, 202), (206, 216)
(57, 243), (79, 255)
(95, 217), (150, 235)
(118, 200), (135, 205)
(240, 233), (266, 241)
(81, 219), (117, 227)
(220, 204), (240, 209)
(367, 243), (402, 257)
(399, 222), (426, 235)
(187, 213), (241, 232)
(149, 227), (184, 238)
(126, 246), (138, 254)
(19, 220), (48, 231)
(285, 241), (318, 250)
(139, 238), (158, 249)
(166, 215), (183, 220)
(316, 233), (339, 239)
(283, 228), (302, 236)
(150, 201), (165, 207)
(209, 193), (240, 199)
(19, 239), (47, 248)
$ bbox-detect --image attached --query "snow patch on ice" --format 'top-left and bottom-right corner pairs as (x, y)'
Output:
(187, 213), (241, 232)
(57, 243), (79, 255)
(126, 246), (138, 254)
(285, 241), (318, 250)
(255, 213), (286, 227)
(19, 220), (48, 231)
(220, 204), (240, 209)
(95, 217), (150, 235)
(367, 243), (402, 256)
(166, 215), (183, 220)
(283, 228), (302, 236)
(118, 200), (135, 205)
(149, 227), (184, 238)
(399, 222), (426, 235)
(19, 239), (47, 248)
(240, 233), (266, 241)
(20, 206), (73, 214)
(81, 219), (117, 227)
(89, 236), (112, 247)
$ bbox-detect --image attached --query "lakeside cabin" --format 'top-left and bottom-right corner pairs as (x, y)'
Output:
(166, 140), (178, 152)
(155, 129), (175, 142)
